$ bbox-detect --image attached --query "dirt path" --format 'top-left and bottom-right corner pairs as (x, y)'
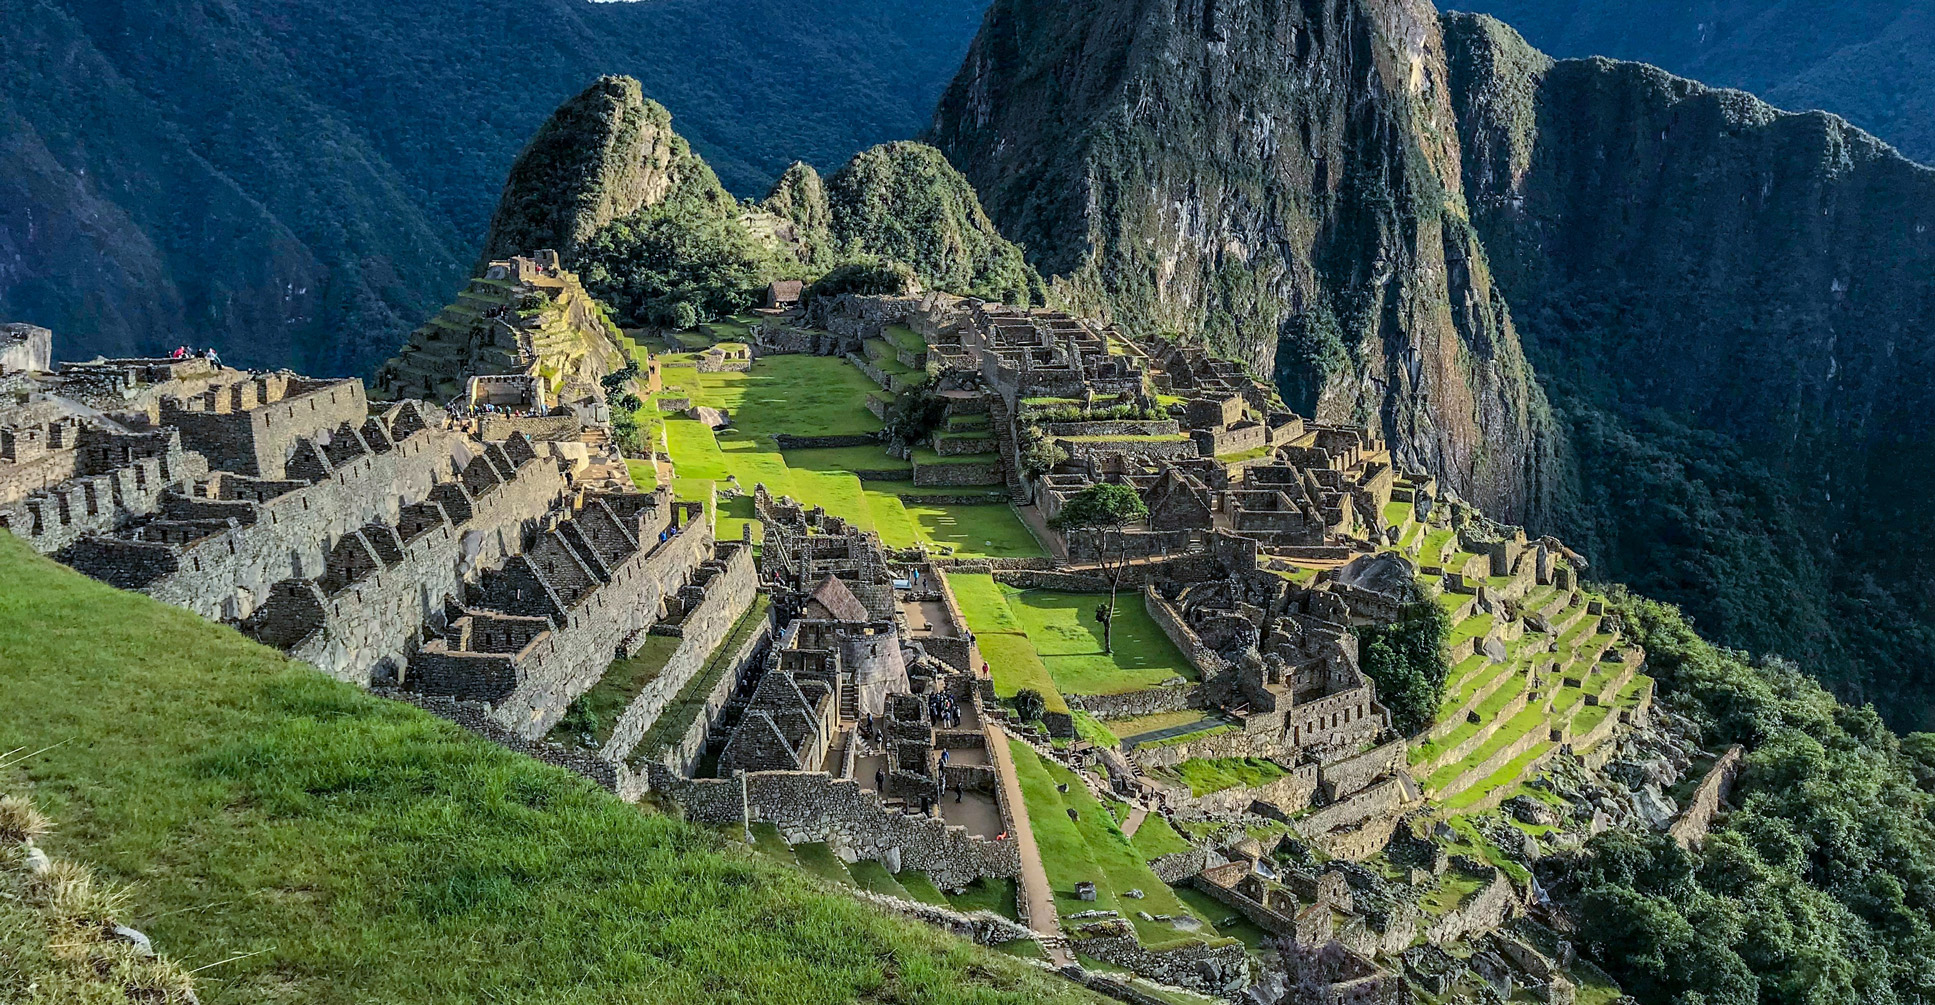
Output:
(1120, 805), (1148, 838)
(984, 725), (1071, 966)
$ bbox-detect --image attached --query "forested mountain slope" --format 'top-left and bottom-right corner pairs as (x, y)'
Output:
(1445, 13), (1935, 726)
(1448, 0), (1935, 164)
(0, 0), (985, 374)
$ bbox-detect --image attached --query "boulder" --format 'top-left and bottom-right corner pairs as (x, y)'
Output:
(687, 405), (730, 429)
(1482, 637), (1509, 662)
(1505, 795), (1558, 827)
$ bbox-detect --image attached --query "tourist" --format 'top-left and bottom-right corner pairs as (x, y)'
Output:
(202, 347), (221, 366)
(874, 768), (885, 792)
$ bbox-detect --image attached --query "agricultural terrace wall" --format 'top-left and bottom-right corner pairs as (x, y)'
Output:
(991, 569), (1113, 592)
(1070, 684), (1200, 720)
(1423, 868), (1518, 946)
(1072, 934), (1253, 998)
(1144, 586), (1233, 680)
(663, 771), (1019, 889)
(645, 616), (775, 778)
(1669, 744), (1745, 849)
(483, 520), (718, 740)
(600, 545), (759, 762)
(1176, 763), (1317, 815)
(277, 454), (570, 683)
(772, 433), (877, 450)
(1038, 420), (1180, 438)
(913, 459), (1002, 487)
(64, 423), (474, 621)
(1053, 437), (1197, 465)
(1319, 740), (1407, 801)
(1133, 727), (1288, 770)
(1298, 777), (1404, 835)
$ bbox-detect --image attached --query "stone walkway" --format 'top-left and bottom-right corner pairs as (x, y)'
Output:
(1120, 805), (1148, 838)
(984, 723), (1071, 966)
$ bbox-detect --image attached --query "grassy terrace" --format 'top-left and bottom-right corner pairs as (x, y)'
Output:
(1008, 741), (1214, 947)
(0, 536), (1096, 1005)
(1000, 587), (1197, 696)
(547, 634), (682, 745)
(655, 354), (1041, 557)
(947, 573), (1069, 715)
(1155, 758), (1290, 797)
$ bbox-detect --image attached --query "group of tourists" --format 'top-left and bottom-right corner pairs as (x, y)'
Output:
(166, 345), (221, 365)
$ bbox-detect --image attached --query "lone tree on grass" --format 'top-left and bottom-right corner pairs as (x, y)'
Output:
(1050, 482), (1149, 654)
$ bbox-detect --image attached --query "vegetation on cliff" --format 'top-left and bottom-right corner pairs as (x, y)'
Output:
(483, 80), (1036, 329)
(1448, 0), (1935, 165)
(1547, 590), (1935, 1005)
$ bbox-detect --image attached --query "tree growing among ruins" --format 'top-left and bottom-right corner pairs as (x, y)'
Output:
(1050, 482), (1149, 654)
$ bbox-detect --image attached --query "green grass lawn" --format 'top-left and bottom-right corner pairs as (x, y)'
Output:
(1128, 813), (1192, 860)
(655, 356), (1040, 558)
(944, 574), (1068, 715)
(999, 588), (1197, 696)
(894, 871), (953, 907)
(1007, 742), (1211, 946)
(1157, 758), (1290, 797)
(0, 536), (1095, 1005)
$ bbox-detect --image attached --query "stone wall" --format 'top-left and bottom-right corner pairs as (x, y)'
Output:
(1039, 419), (1181, 438)
(1064, 527), (1193, 562)
(64, 418), (473, 622)
(484, 518), (717, 739)
(1423, 868), (1518, 946)
(1189, 874), (1299, 936)
(3, 428), (194, 555)
(646, 616), (775, 779)
(1144, 586), (1232, 680)
(990, 569), (1113, 592)
(1072, 933), (1253, 998)
(599, 545), (759, 762)
(273, 451), (570, 683)
(663, 770), (1020, 889)
(1177, 763), (1318, 815)
(1069, 684), (1200, 720)
(913, 459), (1003, 487)
(1298, 776), (1404, 835)
(1319, 740), (1407, 802)
(1054, 437), (1197, 465)
(162, 376), (368, 479)
(772, 433), (877, 450)
(1668, 744), (1745, 849)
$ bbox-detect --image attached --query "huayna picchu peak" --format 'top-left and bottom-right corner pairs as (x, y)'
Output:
(4, 2), (1935, 1004)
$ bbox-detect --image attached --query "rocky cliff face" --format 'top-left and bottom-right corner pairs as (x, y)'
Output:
(929, 0), (1553, 520)
(1445, 13), (1935, 721)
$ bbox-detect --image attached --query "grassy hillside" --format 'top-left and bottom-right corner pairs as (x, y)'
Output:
(0, 532), (1094, 1005)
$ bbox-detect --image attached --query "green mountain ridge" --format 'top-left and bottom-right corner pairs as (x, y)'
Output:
(479, 77), (1038, 326)
(1447, 0), (1935, 166)
(0, 0), (987, 375)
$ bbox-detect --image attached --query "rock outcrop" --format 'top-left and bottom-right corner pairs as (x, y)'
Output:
(929, 0), (1556, 521)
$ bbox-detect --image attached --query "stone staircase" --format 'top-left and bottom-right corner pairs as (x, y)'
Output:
(839, 671), (859, 721)
(986, 396), (1028, 503)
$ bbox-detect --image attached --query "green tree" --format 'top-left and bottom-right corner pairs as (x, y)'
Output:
(1014, 688), (1047, 724)
(1050, 483), (1149, 654)
(1352, 585), (1451, 736)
